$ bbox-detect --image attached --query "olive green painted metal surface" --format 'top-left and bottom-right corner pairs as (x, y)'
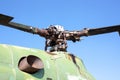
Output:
(0, 44), (95, 80)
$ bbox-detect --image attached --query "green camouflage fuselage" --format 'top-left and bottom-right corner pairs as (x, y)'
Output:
(0, 44), (95, 80)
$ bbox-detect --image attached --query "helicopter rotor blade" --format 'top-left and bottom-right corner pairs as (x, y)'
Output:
(0, 14), (38, 34)
(0, 14), (13, 24)
(87, 25), (120, 36)
(69, 25), (120, 42)
(8, 22), (38, 34)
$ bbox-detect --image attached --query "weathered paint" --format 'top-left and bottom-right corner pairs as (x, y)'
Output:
(0, 44), (95, 80)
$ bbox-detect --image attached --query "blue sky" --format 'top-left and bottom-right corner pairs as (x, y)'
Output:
(0, 0), (120, 80)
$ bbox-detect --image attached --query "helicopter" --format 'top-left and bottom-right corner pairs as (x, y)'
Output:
(0, 13), (120, 80)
